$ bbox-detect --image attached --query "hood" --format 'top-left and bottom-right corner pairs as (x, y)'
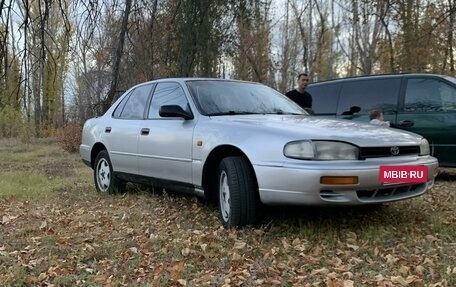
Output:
(211, 115), (423, 147)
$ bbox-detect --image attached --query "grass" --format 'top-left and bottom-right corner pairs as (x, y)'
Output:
(0, 139), (455, 286)
(0, 138), (92, 200)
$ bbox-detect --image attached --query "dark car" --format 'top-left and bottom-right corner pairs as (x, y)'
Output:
(307, 73), (456, 167)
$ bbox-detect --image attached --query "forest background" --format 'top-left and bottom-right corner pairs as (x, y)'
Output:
(1, 0), (456, 140)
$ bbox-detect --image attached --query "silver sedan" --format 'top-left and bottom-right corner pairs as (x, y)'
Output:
(80, 78), (439, 228)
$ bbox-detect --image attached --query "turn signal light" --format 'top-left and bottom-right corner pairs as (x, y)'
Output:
(320, 176), (359, 185)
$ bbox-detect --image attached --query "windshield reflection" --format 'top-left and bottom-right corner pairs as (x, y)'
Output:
(443, 75), (456, 85)
(186, 80), (308, 116)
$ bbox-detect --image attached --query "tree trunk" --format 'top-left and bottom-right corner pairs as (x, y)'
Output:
(448, 0), (455, 72)
(103, 0), (132, 113)
(148, 0), (159, 80)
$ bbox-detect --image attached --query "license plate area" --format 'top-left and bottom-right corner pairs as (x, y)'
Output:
(380, 165), (428, 184)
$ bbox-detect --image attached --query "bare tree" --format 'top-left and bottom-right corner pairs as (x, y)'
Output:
(232, 0), (273, 84)
(103, 0), (132, 113)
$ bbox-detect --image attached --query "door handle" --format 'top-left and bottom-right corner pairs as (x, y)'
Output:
(105, 127), (112, 133)
(398, 120), (414, 127)
(141, 128), (150, 135)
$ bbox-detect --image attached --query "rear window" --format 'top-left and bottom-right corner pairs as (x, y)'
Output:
(405, 78), (456, 112)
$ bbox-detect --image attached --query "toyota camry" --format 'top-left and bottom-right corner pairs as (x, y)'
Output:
(80, 78), (439, 228)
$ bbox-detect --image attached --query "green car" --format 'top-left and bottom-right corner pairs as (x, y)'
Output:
(307, 73), (456, 167)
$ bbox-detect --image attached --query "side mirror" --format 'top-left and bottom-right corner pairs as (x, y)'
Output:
(159, 105), (193, 120)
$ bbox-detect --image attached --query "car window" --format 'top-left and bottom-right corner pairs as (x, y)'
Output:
(113, 90), (132, 118)
(337, 78), (401, 115)
(306, 83), (341, 115)
(405, 78), (456, 112)
(440, 81), (456, 111)
(187, 80), (306, 115)
(148, 82), (190, 119)
(118, 84), (152, 119)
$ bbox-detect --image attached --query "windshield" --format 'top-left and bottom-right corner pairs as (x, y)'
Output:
(186, 80), (308, 116)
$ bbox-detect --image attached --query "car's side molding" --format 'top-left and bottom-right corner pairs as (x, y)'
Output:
(114, 171), (202, 196)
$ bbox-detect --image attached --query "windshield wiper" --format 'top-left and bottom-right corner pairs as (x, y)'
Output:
(269, 111), (306, 115)
(206, 111), (258, 116)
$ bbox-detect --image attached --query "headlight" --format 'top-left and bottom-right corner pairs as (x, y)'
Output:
(284, 140), (359, 160)
(419, 138), (430, 155)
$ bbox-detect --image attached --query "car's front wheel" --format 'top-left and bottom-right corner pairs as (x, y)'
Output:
(94, 150), (125, 194)
(217, 156), (257, 228)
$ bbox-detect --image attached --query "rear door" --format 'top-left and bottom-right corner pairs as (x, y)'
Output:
(397, 76), (456, 166)
(107, 84), (153, 174)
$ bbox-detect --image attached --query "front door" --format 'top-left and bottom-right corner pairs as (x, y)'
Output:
(137, 82), (195, 183)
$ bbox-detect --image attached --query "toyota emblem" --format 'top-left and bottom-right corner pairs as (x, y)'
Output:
(390, 146), (400, 156)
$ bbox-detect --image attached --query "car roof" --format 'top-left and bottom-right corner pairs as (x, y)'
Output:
(141, 77), (257, 85)
(308, 73), (448, 86)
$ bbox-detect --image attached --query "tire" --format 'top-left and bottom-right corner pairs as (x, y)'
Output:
(217, 156), (257, 228)
(93, 150), (125, 194)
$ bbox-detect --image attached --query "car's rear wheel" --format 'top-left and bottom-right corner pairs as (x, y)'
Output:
(94, 150), (125, 194)
(217, 156), (257, 228)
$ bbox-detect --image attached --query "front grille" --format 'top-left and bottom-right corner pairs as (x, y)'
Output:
(319, 183), (427, 203)
(359, 146), (420, 159)
(356, 184), (423, 200)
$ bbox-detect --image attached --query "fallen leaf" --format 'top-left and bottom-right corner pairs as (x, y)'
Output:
(311, 267), (329, 275)
(347, 244), (359, 251)
(268, 278), (282, 285)
(94, 275), (109, 283)
(177, 279), (187, 286)
(326, 272), (344, 287)
(233, 240), (246, 249)
(37, 272), (47, 281)
(423, 257), (435, 266)
(181, 248), (190, 256)
(415, 265), (426, 275)
(405, 275), (424, 285)
(153, 264), (164, 276)
(281, 238), (290, 250)
(167, 261), (184, 279)
(2, 215), (17, 224)
(391, 276), (407, 286)
(232, 252), (242, 260)
(399, 265), (410, 275)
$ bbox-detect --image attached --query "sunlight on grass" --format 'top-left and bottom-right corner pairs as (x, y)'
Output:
(0, 139), (92, 200)
(0, 172), (64, 200)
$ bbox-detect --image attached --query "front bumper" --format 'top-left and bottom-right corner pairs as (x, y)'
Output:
(254, 156), (439, 205)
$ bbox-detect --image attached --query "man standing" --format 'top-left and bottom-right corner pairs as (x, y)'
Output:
(285, 73), (312, 110)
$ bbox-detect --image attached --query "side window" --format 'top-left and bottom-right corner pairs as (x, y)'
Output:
(119, 84), (152, 119)
(337, 78), (401, 115)
(148, 82), (189, 119)
(306, 83), (341, 115)
(440, 81), (456, 111)
(405, 78), (456, 112)
(112, 90), (132, 118)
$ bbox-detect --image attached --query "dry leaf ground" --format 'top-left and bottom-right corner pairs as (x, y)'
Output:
(0, 139), (455, 286)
